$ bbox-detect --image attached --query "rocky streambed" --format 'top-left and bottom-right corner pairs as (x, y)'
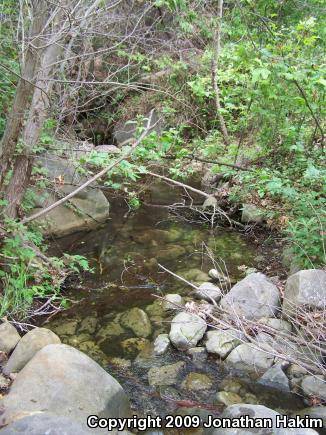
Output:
(0, 198), (325, 434)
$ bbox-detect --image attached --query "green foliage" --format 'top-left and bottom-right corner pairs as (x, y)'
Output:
(0, 221), (91, 319)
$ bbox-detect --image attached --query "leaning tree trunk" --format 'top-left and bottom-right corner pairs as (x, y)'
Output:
(0, 0), (48, 191)
(4, 28), (64, 218)
(211, 0), (230, 146)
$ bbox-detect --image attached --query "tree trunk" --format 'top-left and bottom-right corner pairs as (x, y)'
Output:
(0, 0), (48, 190)
(4, 36), (63, 218)
(211, 0), (230, 146)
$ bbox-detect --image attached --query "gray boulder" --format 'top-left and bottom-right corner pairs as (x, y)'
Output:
(225, 342), (274, 373)
(3, 328), (60, 375)
(120, 308), (152, 338)
(257, 317), (292, 333)
(207, 404), (280, 435)
(205, 329), (243, 359)
(163, 294), (183, 310)
(241, 204), (264, 224)
(0, 413), (94, 435)
(283, 270), (326, 315)
(1, 344), (130, 426)
(258, 363), (290, 392)
(301, 375), (326, 401)
(220, 273), (280, 320)
(0, 322), (20, 354)
(169, 312), (207, 350)
(30, 155), (110, 237)
(195, 282), (222, 302)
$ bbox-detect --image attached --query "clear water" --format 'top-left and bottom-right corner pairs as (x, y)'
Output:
(45, 191), (304, 423)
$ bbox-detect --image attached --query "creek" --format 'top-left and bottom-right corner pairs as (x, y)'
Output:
(45, 185), (304, 427)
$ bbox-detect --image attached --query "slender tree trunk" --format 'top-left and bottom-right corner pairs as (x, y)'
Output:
(4, 35), (63, 218)
(0, 0), (48, 190)
(211, 0), (230, 146)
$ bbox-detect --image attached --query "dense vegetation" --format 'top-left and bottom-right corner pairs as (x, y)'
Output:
(0, 0), (325, 320)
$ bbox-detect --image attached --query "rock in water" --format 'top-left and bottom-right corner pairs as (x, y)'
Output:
(148, 361), (185, 386)
(163, 294), (184, 310)
(195, 282), (222, 302)
(1, 344), (130, 426)
(169, 312), (207, 350)
(0, 322), (20, 354)
(153, 334), (170, 355)
(120, 308), (152, 338)
(3, 328), (61, 375)
(220, 273), (280, 320)
(282, 269), (326, 316)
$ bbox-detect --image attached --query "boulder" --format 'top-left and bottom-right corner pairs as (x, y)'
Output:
(0, 413), (94, 435)
(257, 317), (292, 333)
(1, 344), (130, 426)
(120, 308), (152, 338)
(195, 282), (222, 302)
(241, 204), (264, 224)
(153, 334), (170, 356)
(0, 322), (20, 354)
(225, 343), (274, 373)
(205, 329), (243, 359)
(206, 404), (280, 435)
(148, 361), (185, 386)
(163, 294), (183, 310)
(3, 328), (60, 375)
(220, 273), (280, 320)
(30, 155), (110, 237)
(301, 375), (326, 401)
(282, 270), (326, 316)
(169, 312), (207, 351)
(258, 364), (290, 392)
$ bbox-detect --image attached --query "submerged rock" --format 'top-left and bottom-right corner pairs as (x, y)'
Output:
(282, 269), (326, 316)
(181, 372), (213, 391)
(121, 337), (150, 357)
(3, 328), (60, 375)
(78, 316), (98, 334)
(120, 308), (152, 338)
(195, 282), (222, 302)
(169, 312), (207, 351)
(216, 391), (242, 406)
(156, 245), (186, 262)
(220, 273), (280, 320)
(205, 329), (243, 359)
(0, 322), (20, 354)
(50, 319), (79, 336)
(1, 344), (130, 426)
(148, 361), (185, 387)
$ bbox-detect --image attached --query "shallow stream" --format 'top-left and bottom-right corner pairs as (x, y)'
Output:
(45, 187), (305, 428)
